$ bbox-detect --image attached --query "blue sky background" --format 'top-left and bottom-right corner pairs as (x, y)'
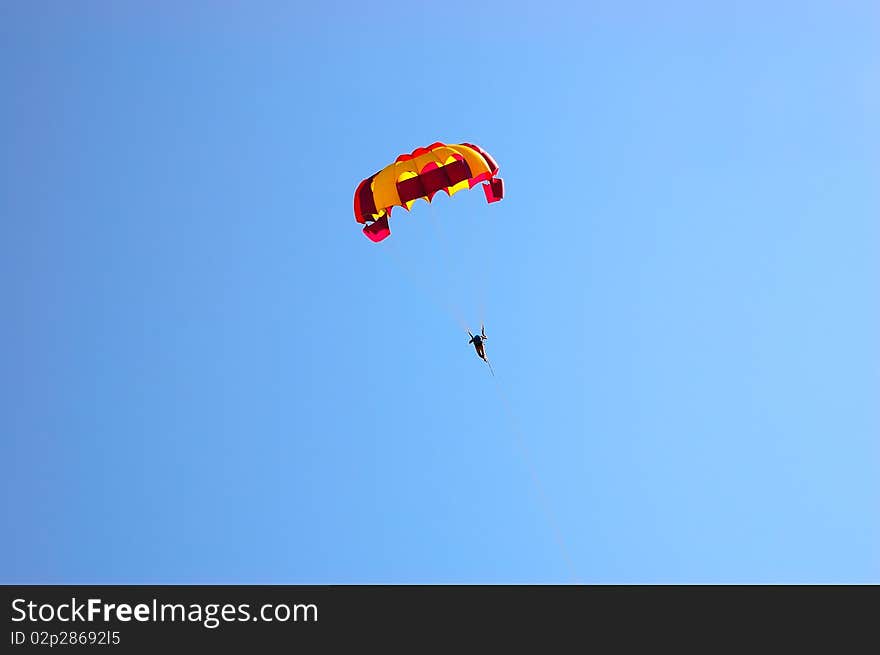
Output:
(2, 1), (877, 583)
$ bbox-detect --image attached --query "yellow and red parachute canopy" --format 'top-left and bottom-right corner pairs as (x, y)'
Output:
(354, 142), (504, 242)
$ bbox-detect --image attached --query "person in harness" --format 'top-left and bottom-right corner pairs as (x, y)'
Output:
(468, 325), (493, 374)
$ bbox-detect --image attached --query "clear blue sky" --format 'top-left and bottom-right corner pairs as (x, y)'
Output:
(2, 1), (877, 583)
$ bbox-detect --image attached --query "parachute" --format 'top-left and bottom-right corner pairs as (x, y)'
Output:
(352, 143), (576, 579)
(353, 142), (504, 242)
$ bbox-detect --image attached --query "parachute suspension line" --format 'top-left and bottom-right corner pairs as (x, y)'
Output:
(426, 199), (473, 335)
(477, 184), (499, 334)
(426, 189), (491, 334)
(477, 229), (489, 333)
(491, 375), (581, 584)
(382, 238), (470, 334)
